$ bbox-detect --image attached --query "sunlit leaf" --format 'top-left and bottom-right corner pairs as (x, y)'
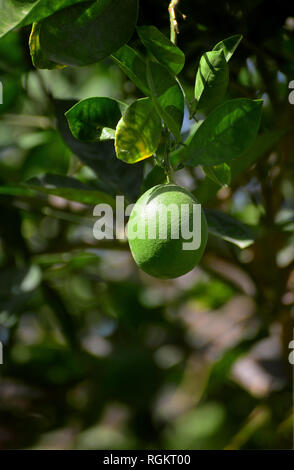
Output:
(184, 98), (263, 166)
(193, 50), (229, 114)
(213, 34), (243, 62)
(115, 98), (161, 163)
(0, 0), (89, 38)
(137, 25), (185, 75)
(112, 44), (149, 95)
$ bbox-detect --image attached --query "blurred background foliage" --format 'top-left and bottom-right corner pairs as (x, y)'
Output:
(0, 0), (293, 450)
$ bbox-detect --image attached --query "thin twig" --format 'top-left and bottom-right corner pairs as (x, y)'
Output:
(1, 113), (53, 129)
(168, 0), (180, 44)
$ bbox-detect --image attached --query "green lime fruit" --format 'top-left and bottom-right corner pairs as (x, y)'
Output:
(128, 183), (208, 279)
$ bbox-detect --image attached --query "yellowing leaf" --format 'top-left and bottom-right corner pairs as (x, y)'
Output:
(115, 98), (161, 164)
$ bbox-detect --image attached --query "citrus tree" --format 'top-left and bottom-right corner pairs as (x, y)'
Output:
(0, 0), (293, 450)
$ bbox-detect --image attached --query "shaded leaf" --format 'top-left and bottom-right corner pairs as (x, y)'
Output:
(0, 265), (41, 320)
(0, 185), (37, 198)
(203, 163), (231, 187)
(55, 99), (143, 201)
(112, 44), (149, 95)
(29, 22), (64, 69)
(184, 98), (263, 166)
(137, 25), (185, 75)
(205, 209), (255, 248)
(0, 178), (116, 207)
(27, 173), (116, 206)
(0, 74), (23, 114)
(66, 97), (126, 142)
(170, 121), (202, 168)
(195, 127), (289, 203)
(147, 60), (184, 142)
(22, 130), (71, 179)
(193, 50), (229, 114)
(42, 280), (80, 350)
(38, 0), (138, 67)
(0, 30), (30, 74)
(230, 127), (289, 179)
(213, 34), (243, 62)
(0, 0), (88, 38)
(115, 98), (161, 163)
(142, 165), (166, 192)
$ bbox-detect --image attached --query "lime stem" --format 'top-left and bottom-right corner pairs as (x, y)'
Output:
(164, 148), (173, 184)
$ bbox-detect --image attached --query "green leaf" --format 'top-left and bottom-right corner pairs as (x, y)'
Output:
(112, 51), (184, 142)
(205, 209), (255, 249)
(0, 265), (41, 320)
(115, 98), (162, 163)
(0, 30), (31, 74)
(38, 0), (138, 67)
(29, 22), (64, 70)
(22, 130), (71, 180)
(203, 163), (231, 187)
(206, 328), (268, 393)
(0, 75), (22, 114)
(184, 98), (263, 166)
(27, 174), (116, 206)
(195, 127), (289, 203)
(0, 175), (116, 206)
(111, 44), (149, 95)
(142, 165), (166, 192)
(213, 34), (243, 62)
(193, 50), (229, 114)
(137, 25), (185, 75)
(55, 99), (143, 201)
(41, 281), (80, 350)
(0, 0), (89, 38)
(147, 60), (184, 142)
(0, 185), (37, 198)
(170, 121), (202, 168)
(230, 127), (288, 179)
(65, 98), (126, 142)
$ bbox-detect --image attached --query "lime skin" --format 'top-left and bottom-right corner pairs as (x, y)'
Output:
(128, 183), (208, 279)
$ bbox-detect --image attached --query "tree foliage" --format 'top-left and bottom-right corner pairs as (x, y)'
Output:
(0, 0), (293, 450)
